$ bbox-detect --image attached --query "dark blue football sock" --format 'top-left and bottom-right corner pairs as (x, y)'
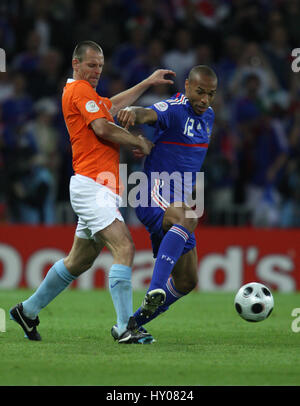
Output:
(148, 224), (191, 292)
(134, 276), (186, 327)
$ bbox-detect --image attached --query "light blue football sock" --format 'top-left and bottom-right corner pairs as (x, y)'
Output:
(22, 259), (77, 319)
(109, 264), (133, 336)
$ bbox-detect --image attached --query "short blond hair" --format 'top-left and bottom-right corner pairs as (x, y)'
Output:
(72, 41), (103, 62)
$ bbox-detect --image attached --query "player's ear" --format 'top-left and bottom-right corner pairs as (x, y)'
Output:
(184, 79), (189, 94)
(72, 58), (80, 71)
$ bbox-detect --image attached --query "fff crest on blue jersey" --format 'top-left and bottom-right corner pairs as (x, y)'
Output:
(206, 122), (211, 137)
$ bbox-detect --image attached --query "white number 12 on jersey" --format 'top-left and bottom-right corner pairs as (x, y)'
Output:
(184, 117), (195, 137)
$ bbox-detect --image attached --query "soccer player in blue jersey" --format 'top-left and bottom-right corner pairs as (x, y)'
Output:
(112, 65), (218, 338)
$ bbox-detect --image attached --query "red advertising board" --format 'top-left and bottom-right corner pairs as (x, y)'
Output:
(0, 225), (299, 291)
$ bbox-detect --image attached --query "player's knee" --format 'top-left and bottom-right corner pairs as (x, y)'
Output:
(163, 207), (198, 233)
(181, 215), (198, 233)
(166, 215), (198, 233)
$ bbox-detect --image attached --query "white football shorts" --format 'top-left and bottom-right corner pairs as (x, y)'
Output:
(69, 174), (124, 240)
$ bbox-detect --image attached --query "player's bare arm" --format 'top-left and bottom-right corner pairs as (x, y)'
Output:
(117, 106), (158, 129)
(90, 117), (154, 155)
(109, 69), (175, 116)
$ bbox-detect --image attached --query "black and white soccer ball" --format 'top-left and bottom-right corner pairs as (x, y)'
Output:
(234, 282), (274, 322)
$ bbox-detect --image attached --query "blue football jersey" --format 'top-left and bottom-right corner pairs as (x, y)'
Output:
(142, 92), (215, 205)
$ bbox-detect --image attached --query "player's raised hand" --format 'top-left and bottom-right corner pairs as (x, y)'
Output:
(147, 69), (176, 86)
(117, 107), (136, 130)
(136, 135), (154, 156)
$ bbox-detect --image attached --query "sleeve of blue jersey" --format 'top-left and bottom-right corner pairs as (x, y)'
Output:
(208, 106), (215, 127)
(148, 99), (173, 130)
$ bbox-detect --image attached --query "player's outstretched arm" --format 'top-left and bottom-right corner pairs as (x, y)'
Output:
(117, 106), (158, 129)
(109, 69), (175, 116)
(90, 117), (154, 155)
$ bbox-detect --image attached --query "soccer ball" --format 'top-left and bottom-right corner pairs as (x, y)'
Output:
(234, 282), (274, 322)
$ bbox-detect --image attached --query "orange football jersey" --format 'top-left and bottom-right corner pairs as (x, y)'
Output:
(62, 79), (121, 195)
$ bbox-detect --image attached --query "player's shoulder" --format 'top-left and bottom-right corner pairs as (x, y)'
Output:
(205, 106), (215, 121)
(74, 79), (95, 92)
(66, 79), (96, 96)
(152, 93), (188, 113)
(166, 92), (188, 107)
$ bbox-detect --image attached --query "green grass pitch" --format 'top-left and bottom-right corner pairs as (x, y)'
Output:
(0, 288), (300, 386)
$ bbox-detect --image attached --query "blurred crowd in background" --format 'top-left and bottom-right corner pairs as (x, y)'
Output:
(0, 0), (300, 227)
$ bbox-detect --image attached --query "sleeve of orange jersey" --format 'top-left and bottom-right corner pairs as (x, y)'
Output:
(72, 82), (112, 126)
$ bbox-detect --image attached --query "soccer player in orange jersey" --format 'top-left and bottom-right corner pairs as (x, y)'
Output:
(10, 41), (175, 344)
